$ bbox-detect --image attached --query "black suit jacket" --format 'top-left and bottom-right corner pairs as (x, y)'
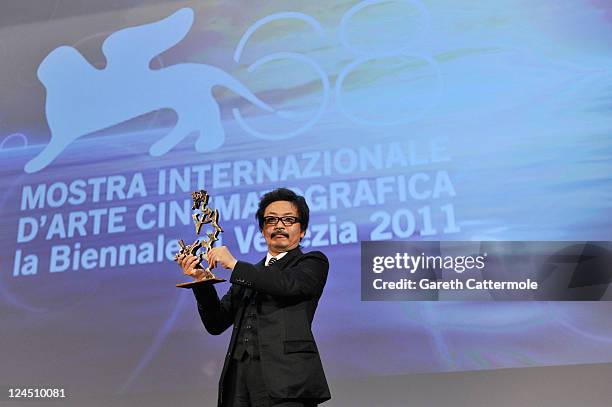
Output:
(192, 247), (331, 406)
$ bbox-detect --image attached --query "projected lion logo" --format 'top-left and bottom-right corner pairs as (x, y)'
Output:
(24, 8), (277, 173)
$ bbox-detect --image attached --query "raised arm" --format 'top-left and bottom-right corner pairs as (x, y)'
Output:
(179, 253), (237, 335)
(191, 284), (237, 335)
(230, 251), (328, 299)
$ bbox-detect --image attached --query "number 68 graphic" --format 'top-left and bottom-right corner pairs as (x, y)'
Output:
(232, 0), (441, 138)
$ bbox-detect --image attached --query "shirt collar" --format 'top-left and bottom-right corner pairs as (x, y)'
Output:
(265, 251), (288, 266)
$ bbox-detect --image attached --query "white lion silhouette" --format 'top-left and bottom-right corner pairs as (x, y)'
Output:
(26, 8), (276, 173)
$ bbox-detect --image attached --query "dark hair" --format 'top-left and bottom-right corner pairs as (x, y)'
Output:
(256, 188), (309, 232)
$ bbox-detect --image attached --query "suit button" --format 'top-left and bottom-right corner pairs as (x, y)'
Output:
(244, 338), (249, 342)
(246, 325), (252, 329)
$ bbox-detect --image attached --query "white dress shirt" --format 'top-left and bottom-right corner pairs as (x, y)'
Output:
(265, 251), (288, 266)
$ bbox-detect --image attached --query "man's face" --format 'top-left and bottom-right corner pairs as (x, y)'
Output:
(262, 200), (305, 255)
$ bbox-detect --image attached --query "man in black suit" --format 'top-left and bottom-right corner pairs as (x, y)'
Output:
(179, 188), (331, 407)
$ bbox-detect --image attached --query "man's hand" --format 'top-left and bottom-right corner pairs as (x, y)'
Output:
(178, 254), (204, 280)
(207, 246), (238, 270)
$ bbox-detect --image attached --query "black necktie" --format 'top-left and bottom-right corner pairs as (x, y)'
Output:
(268, 257), (277, 267)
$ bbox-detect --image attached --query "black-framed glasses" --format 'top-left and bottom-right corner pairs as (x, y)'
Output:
(263, 216), (300, 226)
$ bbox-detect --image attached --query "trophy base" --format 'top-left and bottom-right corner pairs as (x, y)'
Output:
(176, 277), (226, 289)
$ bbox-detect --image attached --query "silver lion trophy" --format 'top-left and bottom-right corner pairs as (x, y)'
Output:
(173, 189), (226, 288)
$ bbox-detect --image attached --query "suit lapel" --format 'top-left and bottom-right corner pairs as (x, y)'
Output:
(270, 247), (302, 270)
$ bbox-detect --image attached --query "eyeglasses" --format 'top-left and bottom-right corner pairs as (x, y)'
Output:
(263, 216), (300, 226)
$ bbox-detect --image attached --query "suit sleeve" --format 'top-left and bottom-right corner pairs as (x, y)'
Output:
(192, 284), (237, 335)
(230, 251), (329, 299)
